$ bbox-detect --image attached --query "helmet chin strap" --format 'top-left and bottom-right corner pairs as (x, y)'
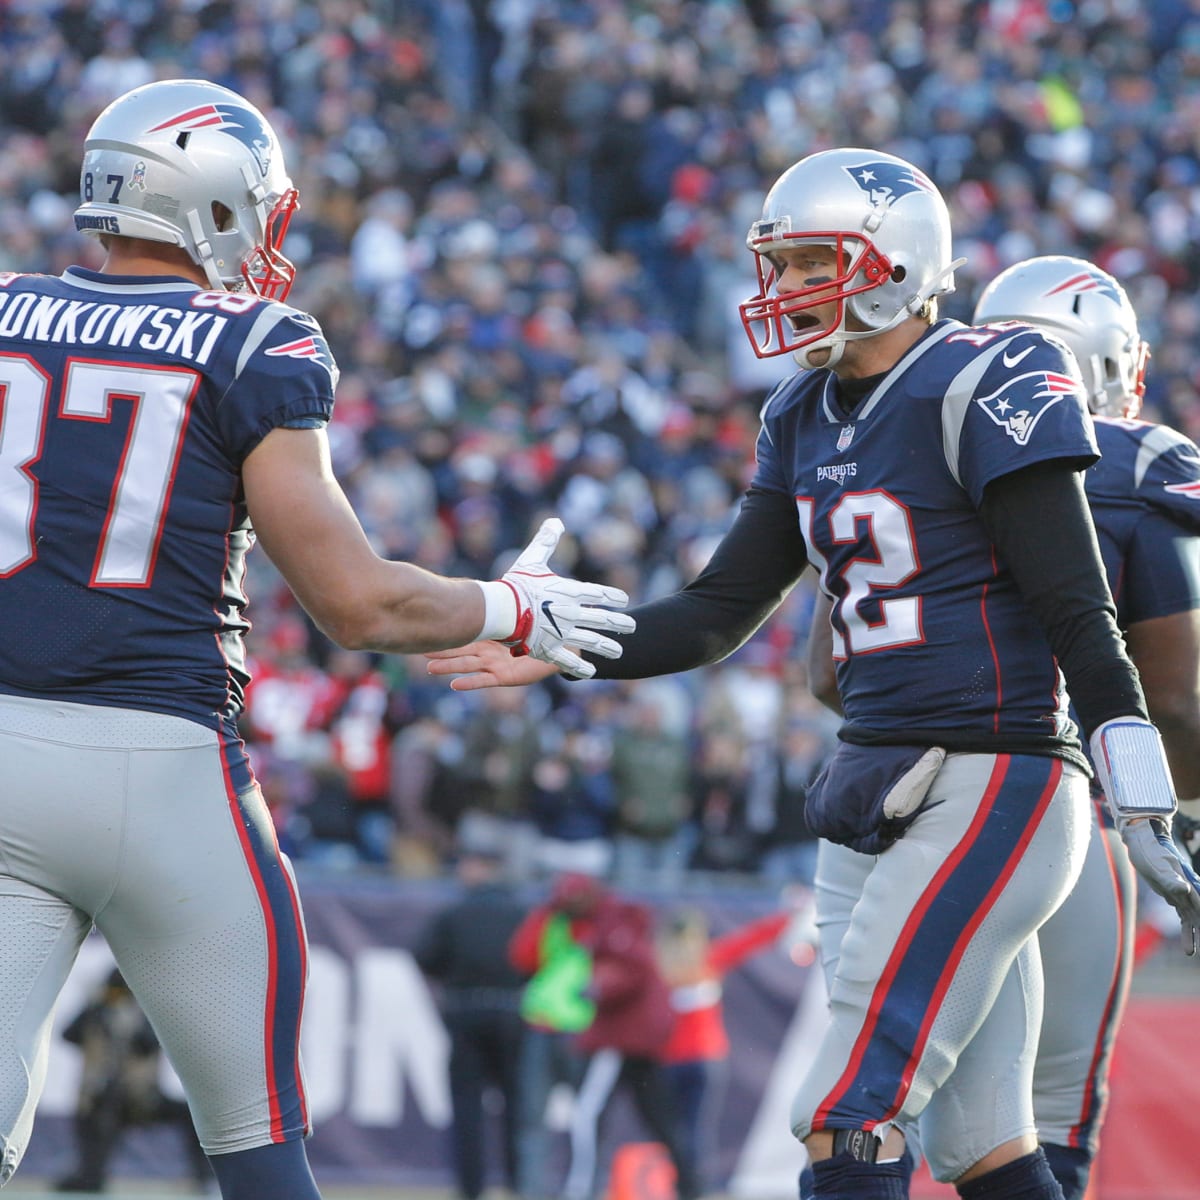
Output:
(791, 258), (967, 371)
(791, 315), (901, 371)
(793, 338), (846, 370)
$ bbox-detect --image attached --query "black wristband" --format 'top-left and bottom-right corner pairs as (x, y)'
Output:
(832, 1128), (880, 1163)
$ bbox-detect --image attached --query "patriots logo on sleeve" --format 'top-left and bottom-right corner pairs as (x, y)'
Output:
(974, 371), (1083, 446)
(843, 161), (937, 208)
(1165, 480), (1200, 502)
(265, 333), (338, 385)
(146, 103), (272, 175)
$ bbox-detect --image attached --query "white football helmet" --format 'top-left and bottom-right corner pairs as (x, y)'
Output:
(739, 148), (961, 369)
(74, 79), (298, 301)
(973, 255), (1149, 418)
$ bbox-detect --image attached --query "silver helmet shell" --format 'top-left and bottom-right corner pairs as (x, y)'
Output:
(740, 148), (958, 369)
(74, 78), (298, 300)
(973, 255), (1148, 418)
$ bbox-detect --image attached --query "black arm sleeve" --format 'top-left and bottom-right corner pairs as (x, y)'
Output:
(590, 487), (810, 679)
(979, 461), (1147, 738)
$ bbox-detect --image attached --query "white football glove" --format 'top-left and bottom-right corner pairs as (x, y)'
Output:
(1092, 717), (1200, 956)
(497, 518), (636, 679)
(1175, 798), (1200, 877)
(1121, 820), (1200, 957)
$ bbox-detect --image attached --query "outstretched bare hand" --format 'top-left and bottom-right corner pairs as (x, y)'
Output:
(427, 641), (560, 691)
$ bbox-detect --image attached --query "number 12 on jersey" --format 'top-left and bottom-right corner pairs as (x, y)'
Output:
(796, 492), (923, 656)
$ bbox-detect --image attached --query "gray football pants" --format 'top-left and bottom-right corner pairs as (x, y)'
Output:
(796, 751), (1090, 1182)
(0, 694), (311, 1182)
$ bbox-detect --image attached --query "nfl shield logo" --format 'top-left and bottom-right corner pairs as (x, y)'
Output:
(837, 424), (855, 451)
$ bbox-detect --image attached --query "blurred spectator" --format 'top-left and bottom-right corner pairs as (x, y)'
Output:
(508, 872), (598, 1200)
(560, 877), (698, 1200)
(324, 648), (400, 864)
(55, 970), (212, 1195)
(528, 726), (618, 879)
(242, 613), (340, 766)
(441, 688), (547, 880)
(757, 716), (838, 887)
(609, 682), (696, 889)
(76, 20), (154, 108)
(688, 728), (760, 875)
(349, 185), (415, 307)
(388, 711), (472, 875)
(656, 904), (807, 1194)
(414, 829), (528, 1200)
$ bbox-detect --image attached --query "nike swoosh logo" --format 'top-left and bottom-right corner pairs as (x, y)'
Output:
(541, 600), (563, 637)
(1002, 345), (1036, 368)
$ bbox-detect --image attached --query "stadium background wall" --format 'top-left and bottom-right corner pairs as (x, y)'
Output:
(20, 877), (1200, 1199)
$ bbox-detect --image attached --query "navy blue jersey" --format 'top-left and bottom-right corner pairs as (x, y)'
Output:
(0, 267), (337, 727)
(753, 319), (1097, 751)
(1086, 416), (1200, 624)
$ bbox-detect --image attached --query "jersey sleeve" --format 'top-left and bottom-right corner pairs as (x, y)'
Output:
(952, 329), (1099, 507)
(1133, 425), (1200, 534)
(216, 305), (339, 464)
(1122, 510), (1200, 624)
(749, 379), (799, 495)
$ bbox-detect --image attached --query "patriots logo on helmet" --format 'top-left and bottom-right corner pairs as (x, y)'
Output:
(975, 371), (1082, 446)
(843, 161), (936, 209)
(1043, 270), (1123, 304)
(265, 334), (338, 384)
(147, 103), (273, 176)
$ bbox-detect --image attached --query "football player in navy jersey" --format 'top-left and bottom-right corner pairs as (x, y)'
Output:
(428, 148), (1200, 1200)
(0, 79), (632, 1200)
(972, 256), (1200, 1197)
(802, 254), (1200, 1200)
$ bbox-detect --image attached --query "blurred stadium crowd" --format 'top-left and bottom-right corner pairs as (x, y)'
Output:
(5, 0), (1200, 883)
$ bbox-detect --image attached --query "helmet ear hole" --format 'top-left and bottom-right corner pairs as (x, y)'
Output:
(212, 202), (233, 232)
(892, 265), (907, 283)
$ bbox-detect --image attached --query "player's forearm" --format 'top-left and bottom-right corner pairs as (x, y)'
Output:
(806, 592), (842, 714)
(591, 485), (810, 679)
(244, 426), (524, 652)
(306, 560), (501, 653)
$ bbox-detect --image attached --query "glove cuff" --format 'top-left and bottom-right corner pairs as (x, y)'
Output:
(1090, 716), (1177, 820)
(476, 579), (521, 642)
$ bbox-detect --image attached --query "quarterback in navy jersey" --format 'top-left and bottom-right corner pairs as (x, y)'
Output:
(801, 255), (1200, 1200)
(752, 317), (1096, 761)
(429, 150), (1200, 1200)
(0, 80), (632, 1200)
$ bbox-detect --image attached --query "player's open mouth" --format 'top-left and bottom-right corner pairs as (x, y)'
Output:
(788, 314), (821, 332)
